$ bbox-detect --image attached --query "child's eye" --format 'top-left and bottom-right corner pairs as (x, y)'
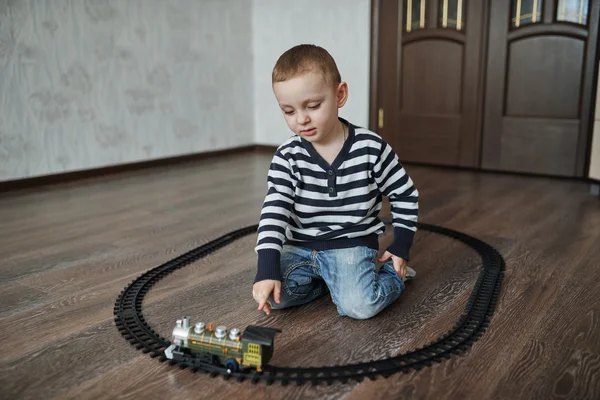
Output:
(283, 110), (294, 115)
(308, 104), (321, 109)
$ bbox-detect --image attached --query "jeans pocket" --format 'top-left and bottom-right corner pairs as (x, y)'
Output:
(287, 276), (313, 296)
(284, 264), (316, 297)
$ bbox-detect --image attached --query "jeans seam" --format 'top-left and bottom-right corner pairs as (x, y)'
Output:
(370, 249), (378, 290)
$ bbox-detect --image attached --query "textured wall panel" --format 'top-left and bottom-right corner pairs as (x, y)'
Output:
(252, 0), (371, 146)
(0, 0), (254, 181)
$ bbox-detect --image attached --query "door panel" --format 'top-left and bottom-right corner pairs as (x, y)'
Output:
(500, 117), (580, 175)
(506, 36), (584, 119)
(396, 115), (462, 165)
(401, 40), (463, 115)
(374, 0), (487, 168)
(481, 0), (599, 177)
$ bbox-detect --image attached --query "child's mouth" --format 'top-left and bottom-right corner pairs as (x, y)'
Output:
(302, 128), (316, 136)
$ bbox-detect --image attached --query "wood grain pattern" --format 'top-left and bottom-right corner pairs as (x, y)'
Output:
(1, 152), (599, 399)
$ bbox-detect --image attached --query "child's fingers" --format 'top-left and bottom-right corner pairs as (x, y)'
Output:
(253, 283), (278, 314)
(378, 251), (391, 262)
(394, 260), (406, 280)
(257, 298), (266, 311)
(256, 291), (274, 314)
(263, 302), (272, 315)
(256, 293), (268, 310)
(399, 262), (406, 280)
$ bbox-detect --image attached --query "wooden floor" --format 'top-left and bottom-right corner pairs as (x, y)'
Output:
(1, 151), (600, 400)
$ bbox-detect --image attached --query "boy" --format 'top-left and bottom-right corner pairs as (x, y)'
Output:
(252, 44), (419, 320)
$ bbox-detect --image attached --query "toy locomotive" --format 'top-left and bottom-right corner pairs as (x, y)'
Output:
(164, 316), (280, 373)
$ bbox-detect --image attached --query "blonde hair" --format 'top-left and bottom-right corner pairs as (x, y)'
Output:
(272, 44), (341, 87)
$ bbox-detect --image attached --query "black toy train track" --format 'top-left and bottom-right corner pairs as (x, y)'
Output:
(114, 222), (505, 385)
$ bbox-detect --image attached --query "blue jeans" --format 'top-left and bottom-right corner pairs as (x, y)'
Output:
(269, 245), (405, 319)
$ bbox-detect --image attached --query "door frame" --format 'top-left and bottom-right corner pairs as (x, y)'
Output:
(578, 0), (600, 177)
(369, 0), (600, 179)
(369, 0), (489, 167)
(369, 0), (400, 139)
(584, 6), (600, 180)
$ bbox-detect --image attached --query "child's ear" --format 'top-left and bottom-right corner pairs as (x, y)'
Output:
(336, 82), (349, 108)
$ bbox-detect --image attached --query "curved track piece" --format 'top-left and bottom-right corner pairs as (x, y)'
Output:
(114, 223), (505, 385)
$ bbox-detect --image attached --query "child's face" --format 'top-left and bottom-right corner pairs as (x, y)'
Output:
(273, 71), (347, 145)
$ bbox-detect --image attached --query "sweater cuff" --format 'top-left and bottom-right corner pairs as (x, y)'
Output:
(254, 249), (282, 282)
(386, 227), (416, 261)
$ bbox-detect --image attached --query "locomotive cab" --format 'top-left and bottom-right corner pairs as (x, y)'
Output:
(240, 325), (280, 371)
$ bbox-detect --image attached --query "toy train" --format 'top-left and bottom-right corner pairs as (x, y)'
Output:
(164, 316), (280, 373)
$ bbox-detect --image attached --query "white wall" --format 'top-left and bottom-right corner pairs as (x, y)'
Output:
(252, 0), (372, 146)
(0, 0), (372, 182)
(0, 0), (254, 182)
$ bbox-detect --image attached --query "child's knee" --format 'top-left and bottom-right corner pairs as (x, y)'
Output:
(335, 289), (402, 320)
(335, 297), (380, 320)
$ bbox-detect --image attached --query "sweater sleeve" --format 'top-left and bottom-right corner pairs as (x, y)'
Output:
(254, 151), (296, 282)
(373, 140), (419, 261)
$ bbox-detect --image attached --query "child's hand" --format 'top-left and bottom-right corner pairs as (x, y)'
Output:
(379, 251), (407, 281)
(252, 280), (281, 315)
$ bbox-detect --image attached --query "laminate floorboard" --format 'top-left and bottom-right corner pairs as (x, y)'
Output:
(1, 152), (599, 399)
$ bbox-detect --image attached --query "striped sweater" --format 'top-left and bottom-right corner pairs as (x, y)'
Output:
(254, 118), (419, 282)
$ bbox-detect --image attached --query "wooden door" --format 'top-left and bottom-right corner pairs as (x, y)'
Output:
(482, 0), (599, 177)
(371, 0), (488, 167)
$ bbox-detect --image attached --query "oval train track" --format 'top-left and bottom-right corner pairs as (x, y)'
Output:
(114, 222), (505, 385)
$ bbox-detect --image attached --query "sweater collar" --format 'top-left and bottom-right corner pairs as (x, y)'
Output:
(300, 117), (355, 172)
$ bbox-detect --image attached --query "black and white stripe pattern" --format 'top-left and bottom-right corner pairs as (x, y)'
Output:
(254, 120), (419, 282)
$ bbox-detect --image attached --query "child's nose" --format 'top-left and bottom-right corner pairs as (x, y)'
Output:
(296, 111), (310, 124)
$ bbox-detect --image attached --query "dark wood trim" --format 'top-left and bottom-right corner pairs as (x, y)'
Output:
(543, 0), (557, 24)
(402, 29), (466, 44)
(507, 23), (588, 41)
(373, 0), (400, 146)
(254, 145), (278, 154)
(578, 0), (600, 176)
(583, 13), (600, 179)
(369, 0), (381, 132)
(427, 0), (439, 30)
(481, 0), (511, 170)
(584, 2), (600, 179)
(458, 0), (489, 167)
(0, 145), (259, 193)
(475, 0), (491, 167)
(396, 0), (403, 132)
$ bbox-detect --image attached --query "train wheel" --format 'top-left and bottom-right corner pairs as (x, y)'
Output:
(225, 359), (239, 373)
